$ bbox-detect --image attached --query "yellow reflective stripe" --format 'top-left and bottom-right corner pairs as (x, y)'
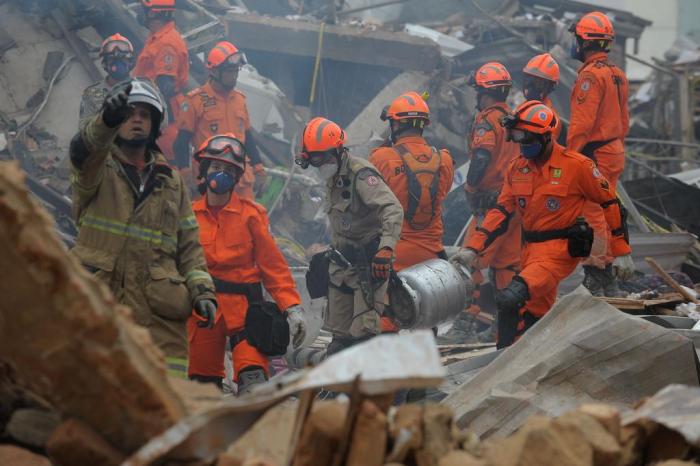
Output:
(186, 270), (211, 283)
(179, 215), (199, 231)
(80, 214), (176, 248)
(166, 357), (188, 379)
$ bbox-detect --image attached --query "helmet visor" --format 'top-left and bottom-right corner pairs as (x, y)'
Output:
(223, 52), (247, 68)
(197, 135), (246, 167)
(306, 150), (336, 167)
(103, 40), (132, 55)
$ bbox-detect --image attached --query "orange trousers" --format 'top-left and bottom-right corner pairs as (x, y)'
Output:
(503, 240), (580, 344)
(582, 152), (625, 269)
(187, 293), (267, 382)
(381, 240), (445, 332)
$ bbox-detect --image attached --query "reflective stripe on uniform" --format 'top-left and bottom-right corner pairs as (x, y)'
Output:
(185, 269), (212, 283)
(179, 215), (199, 231)
(79, 214), (177, 249)
(166, 357), (188, 379)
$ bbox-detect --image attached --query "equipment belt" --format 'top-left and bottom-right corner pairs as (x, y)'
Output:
(522, 227), (570, 243)
(212, 277), (263, 302)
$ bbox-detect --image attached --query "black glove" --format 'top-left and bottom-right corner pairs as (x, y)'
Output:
(194, 298), (217, 329)
(102, 83), (133, 128)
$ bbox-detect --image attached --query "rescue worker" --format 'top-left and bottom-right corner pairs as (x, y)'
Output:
(368, 91), (454, 332)
(79, 33), (135, 124)
(296, 117), (403, 354)
(442, 62), (522, 343)
(522, 53), (562, 142)
(188, 133), (306, 394)
(133, 0), (189, 161)
(69, 78), (217, 377)
(451, 101), (633, 348)
(568, 11), (634, 296)
(175, 41), (266, 199)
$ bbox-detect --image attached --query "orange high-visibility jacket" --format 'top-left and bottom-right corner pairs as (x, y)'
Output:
(567, 52), (629, 156)
(134, 21), (190, 93)
(192, 194), (300, 323)
(466, 143), (631, 258)
(466, 102), (520, 193)
(369, 135), (454, 258)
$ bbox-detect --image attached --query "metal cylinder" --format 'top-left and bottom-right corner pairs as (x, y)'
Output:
(389, 259), (473, 329)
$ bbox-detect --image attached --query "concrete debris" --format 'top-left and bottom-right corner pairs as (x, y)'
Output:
(5, 408), (60, 449)
(0, 161), (187, 453)
(47, 418), (126, 466)
(0, 445), (51, 466)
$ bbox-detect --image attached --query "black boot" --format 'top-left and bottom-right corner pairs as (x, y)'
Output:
(582, 265), (605, 297)
(237, 366), (267, 395)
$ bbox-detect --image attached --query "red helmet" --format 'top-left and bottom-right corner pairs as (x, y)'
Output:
(207, 41), (247, 69)
(502, 100), (558, 141)
(469, 62), (512, 90)
(100, 33), (134, 58)
(522, 53), (559, 84)
(141, 0), (176, 12)
(381, 91), (430, 123)
(572, 11), (615, 41)
(296, 117), (346, 169)
(194, 133), (246, 171)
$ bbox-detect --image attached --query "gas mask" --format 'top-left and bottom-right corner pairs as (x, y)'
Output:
(520, 141), (544, 160)
(318, 162), (338, 180)
(106, 59), (132, 81)
(206, 170), (238, 194)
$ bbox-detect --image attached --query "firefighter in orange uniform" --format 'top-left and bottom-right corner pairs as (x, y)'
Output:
(175, 41), (266, 199)
(368, 91), (454, 332)
(133, 0), (189, 161)
(568, 11), (633, 296)
(452, 101), (633, 347)
(522, 53), (562, 142)
(188, 134), (306, 394)
(443, 62), (522, 343)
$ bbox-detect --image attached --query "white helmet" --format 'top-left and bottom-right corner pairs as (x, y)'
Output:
(127, 78), (168, 132)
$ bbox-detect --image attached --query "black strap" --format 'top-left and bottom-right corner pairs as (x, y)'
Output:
(522, 227), (570, 243)
(212, 277), (263, 302)
(394, 144), (441, 230)
(581, 138), (615, 159)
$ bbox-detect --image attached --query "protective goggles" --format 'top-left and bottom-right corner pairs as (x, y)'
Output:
(103, 40), (133, 55)
(501, 115), (536, 143)
(196, 136), (246, 168)
(223, 52), (248, 68)
(295, 149), (335, 169)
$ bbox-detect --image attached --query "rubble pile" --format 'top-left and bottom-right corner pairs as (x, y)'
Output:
(216, 387), (700, 466)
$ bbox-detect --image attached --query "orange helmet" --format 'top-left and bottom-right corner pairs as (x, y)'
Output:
(141, 0), (176, 12)
(207, 41), (247, 69)
(296, 117), (346, 168)
(522, 53), (559, 84)
(502, 100), (558, 141)
(469, 62), (512, 89)
(194, 133), (246, 171)
(380, 91), (430, 122)
(572, 11), (615, 41)
(100, 33), (134, 58)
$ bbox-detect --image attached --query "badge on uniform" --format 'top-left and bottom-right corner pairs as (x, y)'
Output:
(180, 101), (189, 112)
(518, 198), (526, 208)
(551, 168), (562, 178)
(476, 128), (486, 137)
(210, 123), (218, 132)
(546, 197), (560, 212)
(520, 167), (530, 174)
(365, 175), (379, 186)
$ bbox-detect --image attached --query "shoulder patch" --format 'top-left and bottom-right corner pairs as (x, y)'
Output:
(575, 71), (596, 105)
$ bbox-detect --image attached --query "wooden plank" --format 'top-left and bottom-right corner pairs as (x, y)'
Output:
(645, 257), (700, 304)
(223, 12), (441, 72)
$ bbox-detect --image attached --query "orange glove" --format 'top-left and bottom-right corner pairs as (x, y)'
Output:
(372, 247), (393, 280)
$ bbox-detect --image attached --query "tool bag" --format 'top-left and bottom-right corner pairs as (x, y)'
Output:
(306, 250), (330, 299)
(244, 301), (290, 356)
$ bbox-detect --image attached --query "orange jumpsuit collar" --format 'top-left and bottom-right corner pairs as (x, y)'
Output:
(580, 51), (608, 70)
